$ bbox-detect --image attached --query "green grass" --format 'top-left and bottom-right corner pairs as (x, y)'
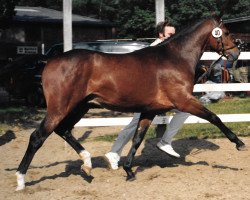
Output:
(94, 134), (119, 142)
(94, 122), (250, 142)
(165, 122), (249, 140)
(205, 97), (250, 114)
(94, 97), (250, 142)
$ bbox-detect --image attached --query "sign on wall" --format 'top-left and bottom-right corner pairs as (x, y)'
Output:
(17, 46), (38, 54)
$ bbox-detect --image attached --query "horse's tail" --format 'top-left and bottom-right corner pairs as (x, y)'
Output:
(0, 54), (45, 78)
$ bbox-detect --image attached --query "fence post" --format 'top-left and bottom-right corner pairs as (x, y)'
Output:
(63, 0), (72, 52)
(155, 0), (165, 24)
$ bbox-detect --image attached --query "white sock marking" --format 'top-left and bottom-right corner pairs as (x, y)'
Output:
(79, 150), (92, 168)
(15, 171), (25, 191)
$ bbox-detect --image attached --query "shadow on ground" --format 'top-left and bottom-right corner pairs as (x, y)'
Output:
(6, 138), (225, 187)
(120, 138), (220, 169)
(0, 130), (16, 146)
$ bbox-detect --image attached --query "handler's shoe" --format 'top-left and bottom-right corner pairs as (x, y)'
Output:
(105, 152), (120, 170)
(157, 142), (180, 158)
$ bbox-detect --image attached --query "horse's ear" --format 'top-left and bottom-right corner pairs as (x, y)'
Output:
(211, 12), (221, 21)
(216, 0), (239, 18)
(216, 0), (224, 18)
(211, 12), (217, 17)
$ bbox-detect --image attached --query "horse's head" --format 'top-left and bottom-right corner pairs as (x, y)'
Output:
(208, 18), (240, 62)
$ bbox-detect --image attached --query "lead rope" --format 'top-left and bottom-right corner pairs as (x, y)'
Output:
(196, 55), (223, 84)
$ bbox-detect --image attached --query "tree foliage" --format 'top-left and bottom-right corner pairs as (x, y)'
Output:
(163, 0), (249, 31)
(18, 0), (62, 10)
(70, 0), (249, 38)
(167, 0), (218, 28)
(0, 0), (18, 28)
(114, 0), (155, 38)
(7, 0), (250, 38)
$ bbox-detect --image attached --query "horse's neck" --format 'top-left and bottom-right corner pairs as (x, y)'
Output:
(173, 20), (214, 69)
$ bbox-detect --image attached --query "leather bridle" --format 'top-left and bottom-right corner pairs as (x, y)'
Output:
(214, 20), (237, 59)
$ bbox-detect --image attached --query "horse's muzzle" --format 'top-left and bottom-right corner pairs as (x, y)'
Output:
(224, 48), (240, 62)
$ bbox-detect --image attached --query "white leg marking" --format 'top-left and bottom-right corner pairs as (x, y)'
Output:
(79, 150), (92, 176)
(15, 171), (25, 191)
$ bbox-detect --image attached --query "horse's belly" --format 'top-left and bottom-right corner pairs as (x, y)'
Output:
(92, 93), (173, 113)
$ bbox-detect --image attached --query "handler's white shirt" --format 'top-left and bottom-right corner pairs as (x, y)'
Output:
(150, 38), (163, 46)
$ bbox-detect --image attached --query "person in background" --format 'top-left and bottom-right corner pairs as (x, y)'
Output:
(150, 20), (175, 46)
(232, 39), (248, 97)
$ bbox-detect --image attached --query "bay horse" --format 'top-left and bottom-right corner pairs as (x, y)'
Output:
(15, 16), (245, 190)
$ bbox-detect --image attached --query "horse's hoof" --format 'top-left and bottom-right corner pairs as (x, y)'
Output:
(81, 166), (92, 176)
(16, 185), (25, 191)
(123, 165), (136, 181)
(236, 144), (247, 151)
(126, 175), (136, 182)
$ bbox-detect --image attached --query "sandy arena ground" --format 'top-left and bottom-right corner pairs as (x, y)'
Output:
(0, 122), (249, 200)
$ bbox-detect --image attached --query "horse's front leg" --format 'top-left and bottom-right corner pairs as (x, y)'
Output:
(123, 114), (154, 181)
(181, 97), (245, 150)
(202, 107), (245, 150)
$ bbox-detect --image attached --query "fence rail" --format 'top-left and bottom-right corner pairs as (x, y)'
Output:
(201, 51), (250, 60)
(194, 83), (250, 92)
(75, 114), (250, 127)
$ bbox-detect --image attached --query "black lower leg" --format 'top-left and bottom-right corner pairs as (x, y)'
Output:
(212, 118), (245, 150)
(123, 125), (150, 181)
(203, 109), (245, 150)
(17, 119), (51, 174)
(57, 130), (85, 154)
(54, 102), (90, 154)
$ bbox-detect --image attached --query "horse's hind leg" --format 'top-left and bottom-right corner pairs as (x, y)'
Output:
(56, 130), (92, 176)
(180, 97), (245, 150)
(16, 115), (62, 191)
(54, 103), (92, 176)
(123, 113), (155, 181)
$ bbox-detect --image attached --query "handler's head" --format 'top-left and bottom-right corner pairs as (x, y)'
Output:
(156, 20), (175, 39)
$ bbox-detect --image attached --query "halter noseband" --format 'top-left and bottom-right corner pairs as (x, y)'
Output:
(212, 20), (237, 59)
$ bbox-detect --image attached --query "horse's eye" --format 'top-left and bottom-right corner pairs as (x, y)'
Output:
(225, 31), (229, 36)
